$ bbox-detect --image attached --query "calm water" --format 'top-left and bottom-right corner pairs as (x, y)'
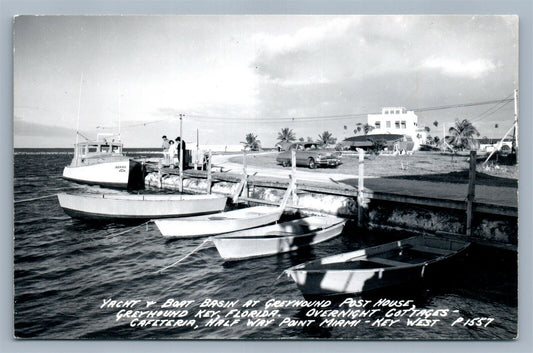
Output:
(13, 151), (517, 340)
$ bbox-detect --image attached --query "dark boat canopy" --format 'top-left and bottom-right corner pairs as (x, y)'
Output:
(343, 133), (406, 143)
(342, 134), (413, 151)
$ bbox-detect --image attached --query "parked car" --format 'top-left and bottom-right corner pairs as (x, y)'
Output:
(276, 142), (342, 169)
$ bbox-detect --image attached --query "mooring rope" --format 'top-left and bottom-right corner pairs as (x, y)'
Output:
(269, 270), (290, 288)
(275, 270), (288, 281)
(14, 194), (58, 203)
(107, 220), (152, 237)
(157, 237), (213, 274)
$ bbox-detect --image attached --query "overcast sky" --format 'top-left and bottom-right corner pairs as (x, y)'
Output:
(13, 15), (518, 148)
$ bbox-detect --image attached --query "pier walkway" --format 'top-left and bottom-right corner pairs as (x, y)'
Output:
(146, 151), (517, 218)
(210, 153), (517, 211)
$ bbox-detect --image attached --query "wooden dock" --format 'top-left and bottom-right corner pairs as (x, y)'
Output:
(143, 149), (517, 249)
(146, 165), (517, 218)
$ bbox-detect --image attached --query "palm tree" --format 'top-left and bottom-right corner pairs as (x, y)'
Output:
(241, 133), (261, 151)
(318, 131), (336, 146)
(277, 128), (296, 143)
(363, 123), (375, 135)
(433, 120), (439, 128)
(448, 119), (480, 150)
(354, 123), (374, 135)
(424, 126), (431, 133)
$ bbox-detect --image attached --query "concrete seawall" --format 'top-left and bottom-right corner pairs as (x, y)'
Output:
(144, 171), (517, 249)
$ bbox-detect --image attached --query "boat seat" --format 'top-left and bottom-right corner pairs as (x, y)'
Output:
(410, 245), (454, 256)
(367, 257), (410, 267)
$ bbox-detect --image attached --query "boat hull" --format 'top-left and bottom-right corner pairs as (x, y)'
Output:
(288, 264), (427, 296)
(62, 158), (144, 189)
(285, 235), (470, 296)
(154, 206), (281, 238)
(212, 216), (346, 260)
(58, 193), (227, 220)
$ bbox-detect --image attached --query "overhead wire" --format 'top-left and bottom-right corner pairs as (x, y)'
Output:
(190, 97), (515, 123)
(94, 95), (516, 129)
(470, 93), (514, 123)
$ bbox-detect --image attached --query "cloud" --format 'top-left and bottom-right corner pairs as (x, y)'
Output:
(13, 15), (517, 147)
(249, 16), (516, 138)
(253, 17), (355, 56)
(14, 118), (75, 138)
(251, 17), (359, 85)
(422, 57), (497, 78)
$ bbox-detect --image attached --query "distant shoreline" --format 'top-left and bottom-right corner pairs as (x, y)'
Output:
(13, 147), (162, 154)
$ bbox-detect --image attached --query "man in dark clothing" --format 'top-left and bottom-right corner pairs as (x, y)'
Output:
(175, 137), (187, 170)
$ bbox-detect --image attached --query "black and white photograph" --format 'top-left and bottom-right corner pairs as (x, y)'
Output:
(13, 14), (519, 340)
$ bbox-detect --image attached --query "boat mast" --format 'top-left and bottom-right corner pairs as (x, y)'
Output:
(118, 80), (121, 141)
(75, 72), (84, 145)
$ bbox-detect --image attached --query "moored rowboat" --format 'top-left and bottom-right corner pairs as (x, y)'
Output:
(154, 206), (282, 238)
(58, 193), (227, 220)
(285, 234), (470, 296)
(212, 216), (346, 260)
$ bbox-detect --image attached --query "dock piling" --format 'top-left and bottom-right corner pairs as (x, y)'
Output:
(290, 149), (298, 204)
(466, 150), (476, 236)
(242, 150), (248, 200)
(157, 160), (163, 189)
(206, 150), (212, 194)
(357, 149), (366, 227)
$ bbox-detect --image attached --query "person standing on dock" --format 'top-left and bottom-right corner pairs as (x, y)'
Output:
(162, 135), (170, 150)
(176, 137), (187, 171)
(162, 135), (170, 165)
(168, 140), (178, 168)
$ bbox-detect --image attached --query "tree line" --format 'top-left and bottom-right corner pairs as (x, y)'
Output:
(242, 119), (482, 151)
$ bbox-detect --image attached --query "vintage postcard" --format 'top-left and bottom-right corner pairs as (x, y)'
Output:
(13, 15), (518, 340)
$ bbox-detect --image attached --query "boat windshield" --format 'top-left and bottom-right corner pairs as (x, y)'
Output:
(68, 136), (125, 167)
(73, 141), (124, 160)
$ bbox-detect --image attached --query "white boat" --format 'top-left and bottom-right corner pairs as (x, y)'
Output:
(57, 193), (227, 220)
(154, 206), (282, 238)
(285, 234), (470, 296)
(212, 216), (346, 260)
(62, 134), (144, 189)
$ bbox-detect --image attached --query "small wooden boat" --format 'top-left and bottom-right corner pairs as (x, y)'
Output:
(62, 134), (144, 189)
(57, 193), (227, 220)
(285, 234), (470, 296)
(154, 206), (282, 238)
(212, 216), (346, 260)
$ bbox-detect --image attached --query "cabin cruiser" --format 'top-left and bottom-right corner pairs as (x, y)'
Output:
(62, 134), (144, 189)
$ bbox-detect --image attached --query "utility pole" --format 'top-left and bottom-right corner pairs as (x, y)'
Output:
(196, 128), (199, 169)
(483, 89), (518, 165)
(179, 113), (184, 192)
(513, 89), (518, 164)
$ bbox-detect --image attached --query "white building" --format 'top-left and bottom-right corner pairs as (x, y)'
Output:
(367, 107), (428, 150)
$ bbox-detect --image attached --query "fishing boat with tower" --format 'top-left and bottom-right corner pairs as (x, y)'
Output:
(62, 75), (144, 189)
(62, 132), (144, 189)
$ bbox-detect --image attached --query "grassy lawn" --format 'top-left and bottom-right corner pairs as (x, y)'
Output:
(229, 151), (518, 186)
